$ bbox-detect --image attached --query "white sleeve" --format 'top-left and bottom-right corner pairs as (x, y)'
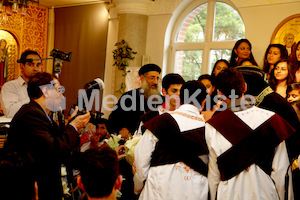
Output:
(134, 121), (144, 136)
(133, 129), (158, 194)
(0, 83), (27, 118)
(205, 123), (221, 200)
(271, 141), (294, 200)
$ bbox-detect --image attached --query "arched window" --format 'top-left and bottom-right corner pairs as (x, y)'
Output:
(171, 0), (245, 80)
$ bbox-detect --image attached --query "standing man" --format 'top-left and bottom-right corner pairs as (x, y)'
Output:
(160, 73), (185, 112)
(137, 73), (185, 135)
(134, 81), (209, 200)
(108, 63), (162, 138)
(0, 50), (42, 118)
(205, 68), (295, 200)
(5, 72), (90, 200)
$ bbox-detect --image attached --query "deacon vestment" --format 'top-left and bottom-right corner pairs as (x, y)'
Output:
(205, 104), (295, 200)
(136, 102), (169, 136)
(133, 104), (209, 200)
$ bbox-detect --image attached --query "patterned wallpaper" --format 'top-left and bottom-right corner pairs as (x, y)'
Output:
(0, 4), (48, 78)
(22, 5), (48, 58)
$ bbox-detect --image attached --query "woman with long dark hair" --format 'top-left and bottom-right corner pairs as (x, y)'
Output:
(211, 59), (230, 79)
(269, 59), (294, 98)
(290, 41), (300, 82)
(229, 39), (258, 67)
(263, 44), (288, 80)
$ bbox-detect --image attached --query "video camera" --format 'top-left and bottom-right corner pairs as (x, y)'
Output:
(50, 49), (72, 77)
(50, 49), (72, 62)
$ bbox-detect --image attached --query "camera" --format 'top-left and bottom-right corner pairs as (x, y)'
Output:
(84, 78), (104, 91)
(84, 78), (105, 99)
(50, 49), (72, 62)
(77, 107), (87, 116)
(69, 78), (105, 123)
(68, 106), (87, 124)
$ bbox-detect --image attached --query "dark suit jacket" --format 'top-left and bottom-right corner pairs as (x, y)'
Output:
(5, 100), (79, 200)
(108, 88), (163, 134)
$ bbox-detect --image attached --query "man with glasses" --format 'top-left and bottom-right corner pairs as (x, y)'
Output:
(136, 73), (185, 135)
(0, 50), (42, 118)
(108, 63), (162, 138)
(107, 63), (162, 200)
(5, 72), (90, 200)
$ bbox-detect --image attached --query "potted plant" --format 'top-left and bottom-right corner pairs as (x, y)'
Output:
(112, 40), (137, 94)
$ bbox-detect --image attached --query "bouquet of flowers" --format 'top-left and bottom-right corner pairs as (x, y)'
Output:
(124, 135), (142, 166)
(104, 134), (122, 150)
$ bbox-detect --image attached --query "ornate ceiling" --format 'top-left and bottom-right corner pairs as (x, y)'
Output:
(39, 0), (300, 8)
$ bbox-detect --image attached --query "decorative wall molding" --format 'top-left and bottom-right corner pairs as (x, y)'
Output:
(114, 0), (154, 15)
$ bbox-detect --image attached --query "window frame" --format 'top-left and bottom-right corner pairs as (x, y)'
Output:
(169, 0), (244, 75)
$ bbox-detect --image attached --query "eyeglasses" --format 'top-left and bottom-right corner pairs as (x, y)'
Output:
(144, 75), (160, 81)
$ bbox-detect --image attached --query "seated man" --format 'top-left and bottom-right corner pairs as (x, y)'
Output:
(205, 68), (295, 200)
(96, 118), (111, 146)
(134, 81), (209, 200)
(77, 146), (123, 200)
(0, 50), (42, 118)
(80, 118), (111, 152)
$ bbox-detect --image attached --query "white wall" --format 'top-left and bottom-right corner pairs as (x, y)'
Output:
(146, 14), (172, 75)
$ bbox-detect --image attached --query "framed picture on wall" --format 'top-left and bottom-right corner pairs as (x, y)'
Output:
(271, 14), (300, 55)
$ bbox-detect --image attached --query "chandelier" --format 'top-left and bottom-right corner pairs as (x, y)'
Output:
(0, 0), (39, 16)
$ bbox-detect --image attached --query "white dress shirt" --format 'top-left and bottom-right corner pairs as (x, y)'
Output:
(0, 76), (30, 118)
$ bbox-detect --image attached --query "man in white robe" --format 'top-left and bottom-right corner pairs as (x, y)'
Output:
(133, 81), (209, 200)
(205, 68), (295, 200)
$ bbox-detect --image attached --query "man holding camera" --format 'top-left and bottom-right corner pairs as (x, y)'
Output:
(5, 72), (90, 200)
(0, 50), (42, 118)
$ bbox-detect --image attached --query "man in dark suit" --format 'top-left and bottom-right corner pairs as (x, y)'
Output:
(107, 63), (162, 200)
(108, 63), (162, 138)
(5, 72), (90, 200)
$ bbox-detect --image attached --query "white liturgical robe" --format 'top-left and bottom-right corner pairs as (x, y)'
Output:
(205, 106), (294, 200)
(133, 104), (209, 200)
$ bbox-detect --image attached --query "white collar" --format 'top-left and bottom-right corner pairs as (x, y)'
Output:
(17, 76), (27, 86)
(177, 104), (200, 116)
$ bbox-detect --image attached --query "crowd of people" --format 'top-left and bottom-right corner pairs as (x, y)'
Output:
(0, 38), (299, 200)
